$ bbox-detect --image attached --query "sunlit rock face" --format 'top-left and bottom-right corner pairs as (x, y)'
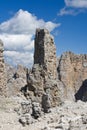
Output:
(34, 28), (57, 79)
(0, 40), (7, 96)
(6, 64), (27, 96)
(1, 28), (87, 103)
(26, 29), (61, 108)
(58, 51), (87, 101)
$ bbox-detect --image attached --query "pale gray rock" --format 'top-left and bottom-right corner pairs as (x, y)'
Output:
(21, 100), (32, 114)
(19, 113), (34, 126)
(0, 39), (7, 96)
(57, 51), (87, 101)
(1, 28), (87, 130)
(25, 28), (61, 110)
(32, 102), (42, 119)
(6, 64), (27, 96)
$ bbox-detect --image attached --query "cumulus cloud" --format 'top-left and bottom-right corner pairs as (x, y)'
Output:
(0, 9), (60, 67)
(58, 0), (87, 16)
(0, 9), (59, 34)
(4, 51), (33, 67)
(0, 34), (33, 51)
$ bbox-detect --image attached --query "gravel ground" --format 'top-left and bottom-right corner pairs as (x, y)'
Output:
(0, 97), (87, 130)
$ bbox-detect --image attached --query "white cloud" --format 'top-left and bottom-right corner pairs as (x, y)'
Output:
(4, 51), (33, 67)
(65, 0), (87, 8)
(0, 34), (33, 51)
(0, 9), (59, 67)
(58, 0), (87, 16)
(0, 9), (59, 34)
(24, 40), (34, 51)
(58, 7), (84, 16)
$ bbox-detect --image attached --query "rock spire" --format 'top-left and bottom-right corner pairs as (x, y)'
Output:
(26, 29), (61, 108)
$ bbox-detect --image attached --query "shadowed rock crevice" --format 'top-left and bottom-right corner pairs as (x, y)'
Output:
(75, 79), (87, 101)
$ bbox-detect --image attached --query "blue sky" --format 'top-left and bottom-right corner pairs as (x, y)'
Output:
(0, 0), (87, 67)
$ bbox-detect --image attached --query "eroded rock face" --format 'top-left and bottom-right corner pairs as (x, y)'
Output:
(25, 29), (61, 109)
(0, 40), (7, 96)
(34, 29), (57, 79)
(6, 64), (27, 96)
(58, 51), (87, 101)
(1, 28), (87, 103)
(1, 28), (87, 128)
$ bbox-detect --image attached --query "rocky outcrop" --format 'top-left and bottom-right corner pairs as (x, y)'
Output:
(1, 28), (87, 103)
(6, 64), (27, 96)
(25, 29), (61, 111)
(34, 28), (57, 79)
(58, 51), (87, 101)
(1, 28), (87, 129)
(0, 40), (7, 96)
(0, 40), (28, 97)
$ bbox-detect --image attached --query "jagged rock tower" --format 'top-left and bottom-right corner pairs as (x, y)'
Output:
(0, 40), (7, 96)
(34, 29), (57, 79)
(26, 29), (61, 108)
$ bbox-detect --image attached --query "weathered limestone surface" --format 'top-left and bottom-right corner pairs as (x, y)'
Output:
(26, 29), (61, 109)
(34, 29), (57, 79)
(0, 40), (7, 96)
(58, 51), (87, 101)
(6, 64), (27, 96)
(1, 28), (87, 103)
(1, 29), (87, 129)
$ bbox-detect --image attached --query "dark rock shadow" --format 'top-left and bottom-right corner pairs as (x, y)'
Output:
(21, 85), (27, 94)
(75, 79), (87, 102)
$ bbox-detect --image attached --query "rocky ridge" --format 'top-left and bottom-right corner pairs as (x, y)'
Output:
(0, 29), (87, 129)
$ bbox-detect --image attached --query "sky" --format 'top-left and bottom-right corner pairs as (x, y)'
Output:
(0, 0), (87, 67)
